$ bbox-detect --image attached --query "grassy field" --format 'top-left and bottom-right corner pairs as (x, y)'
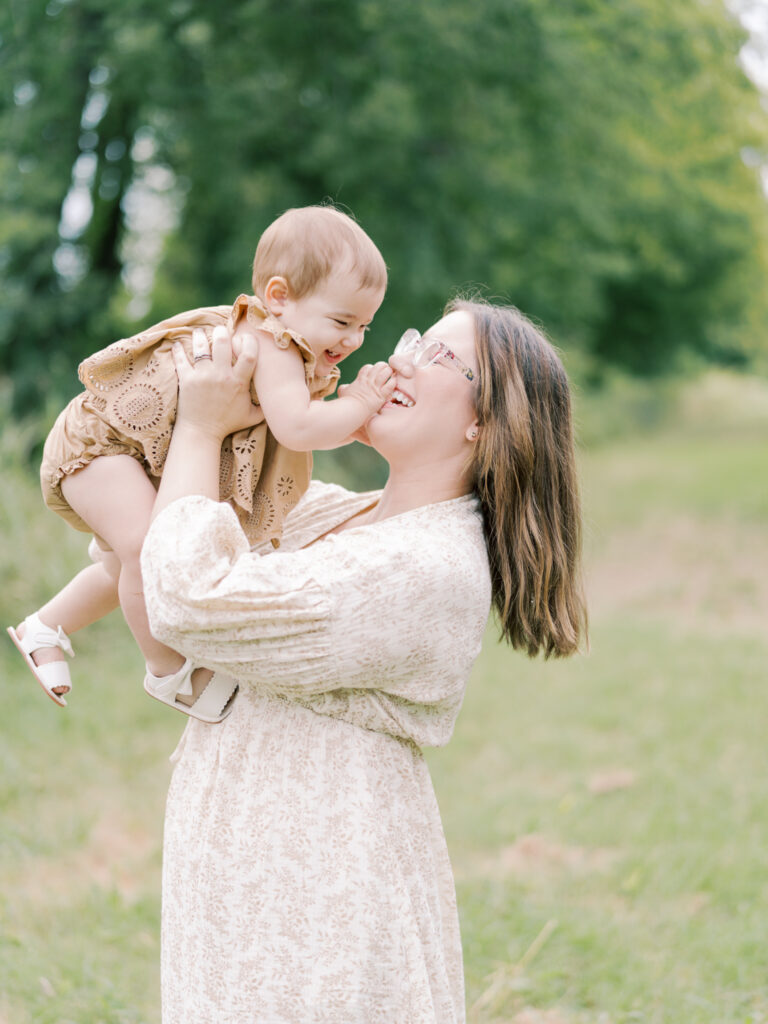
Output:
(1, 371), (767, 1024)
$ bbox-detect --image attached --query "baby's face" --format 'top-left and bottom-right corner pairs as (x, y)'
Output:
(277, 270), (385, 376)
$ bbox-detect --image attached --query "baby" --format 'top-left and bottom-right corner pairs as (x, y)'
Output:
(7, 205), (393, 722)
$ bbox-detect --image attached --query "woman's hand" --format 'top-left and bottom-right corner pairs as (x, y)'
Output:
(152, 328), (264, 519)
(172, 327), (265, 443)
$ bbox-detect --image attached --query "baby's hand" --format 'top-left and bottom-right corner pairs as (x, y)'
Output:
(339, 362), (396, 417)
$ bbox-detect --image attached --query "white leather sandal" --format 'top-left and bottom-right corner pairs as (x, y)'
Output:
(143, 660), (239, 724)
(6, 612), (75, 707)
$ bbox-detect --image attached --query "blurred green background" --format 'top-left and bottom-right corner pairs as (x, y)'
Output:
(2, 0), (768, 422)
(2, 1), (768, 1022)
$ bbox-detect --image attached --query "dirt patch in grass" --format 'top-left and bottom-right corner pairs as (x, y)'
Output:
(7, 810), (158, 908)
(461, 833), (621, 882)
(587, 769), (637, 794)
(510, 1011), (576, 1024)
(586, 516), (768, 635)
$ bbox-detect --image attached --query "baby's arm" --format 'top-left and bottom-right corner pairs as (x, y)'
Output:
(250, 330), (394, 451)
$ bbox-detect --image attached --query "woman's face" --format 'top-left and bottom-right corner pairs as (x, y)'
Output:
(366, 310), (480, 470)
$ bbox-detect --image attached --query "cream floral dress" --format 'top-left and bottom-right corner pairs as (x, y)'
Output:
(141, 481), (492, 1024)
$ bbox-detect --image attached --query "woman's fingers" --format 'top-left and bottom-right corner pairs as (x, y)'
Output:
(171, 324), (264, 438)
(209, 325), (258, 383)
(210, 325), (233, 366)
(192, 328), (213, 361)
(172, 339), (193, 380)
(233, 332), (258, 383)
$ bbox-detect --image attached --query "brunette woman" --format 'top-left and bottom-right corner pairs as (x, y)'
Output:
(141, 298), (587, 1023)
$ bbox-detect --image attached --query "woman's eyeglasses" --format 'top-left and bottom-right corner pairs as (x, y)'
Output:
(393, 329), (477, 383)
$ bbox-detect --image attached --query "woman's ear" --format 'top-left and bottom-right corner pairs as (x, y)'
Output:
(466, 420), (480, 442)
(264, 276), (290, 315)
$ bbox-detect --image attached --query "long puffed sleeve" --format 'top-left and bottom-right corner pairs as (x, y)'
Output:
(141, 492), (491, 744)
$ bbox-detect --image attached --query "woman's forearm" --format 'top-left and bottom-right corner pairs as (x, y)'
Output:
(151, 422), (222, 522)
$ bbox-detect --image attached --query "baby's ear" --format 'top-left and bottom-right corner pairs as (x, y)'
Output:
(264, 276), (290, 314)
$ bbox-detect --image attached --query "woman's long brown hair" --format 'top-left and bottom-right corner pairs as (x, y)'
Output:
(448, 298), (587, 657)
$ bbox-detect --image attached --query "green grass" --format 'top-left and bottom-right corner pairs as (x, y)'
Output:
(2, 369), (767, 1023)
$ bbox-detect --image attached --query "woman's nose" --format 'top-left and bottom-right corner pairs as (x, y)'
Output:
(388, 351), (415, 376)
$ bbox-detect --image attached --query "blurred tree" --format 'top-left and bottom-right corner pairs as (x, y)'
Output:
(1, 0), (766, 422)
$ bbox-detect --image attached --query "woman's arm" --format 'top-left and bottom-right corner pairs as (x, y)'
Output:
(143, 329), (490, 742)
(143, 493), (490, 704)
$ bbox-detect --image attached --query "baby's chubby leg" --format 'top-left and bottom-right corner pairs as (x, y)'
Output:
(23, 558), (120, 647)
(60, 454), (186, 677)
(39, 540), (120, 630)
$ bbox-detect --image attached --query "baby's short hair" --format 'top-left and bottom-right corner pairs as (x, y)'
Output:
(252, 205), (387, 299)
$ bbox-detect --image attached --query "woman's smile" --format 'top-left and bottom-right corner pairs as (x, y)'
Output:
(383, 385), (415, 409)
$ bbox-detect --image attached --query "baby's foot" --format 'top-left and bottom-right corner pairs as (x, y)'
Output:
(15, 620), (68, 695)
(176, 667), (214, 706)
(8, 613), (74, 705)
(144, 662), (214, 708)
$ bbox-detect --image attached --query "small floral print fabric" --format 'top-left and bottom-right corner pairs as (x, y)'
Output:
(141, 481), (493, 1023)
(39, 295), (339, 546)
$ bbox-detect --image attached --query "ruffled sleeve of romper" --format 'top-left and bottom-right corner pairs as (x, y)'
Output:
(226, 294), (340, 399)
(77, 294), (338, 410)
(141, 487), (492, 747)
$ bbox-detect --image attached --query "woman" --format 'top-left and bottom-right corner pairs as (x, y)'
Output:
(141, 298), (587, 1023)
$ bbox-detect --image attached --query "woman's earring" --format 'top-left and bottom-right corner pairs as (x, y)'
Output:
(468, 428), (478, 441)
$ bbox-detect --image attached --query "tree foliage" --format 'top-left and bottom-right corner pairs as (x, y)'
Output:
(1, 0), (767, 418)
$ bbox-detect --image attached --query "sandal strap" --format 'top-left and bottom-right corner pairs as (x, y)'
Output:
(145, 659), (195, 699)
(35, 660), (73, 694)
(143, 664), (238, 724)
(21, 613), (74, 658)
(192, 673), (238, 720)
